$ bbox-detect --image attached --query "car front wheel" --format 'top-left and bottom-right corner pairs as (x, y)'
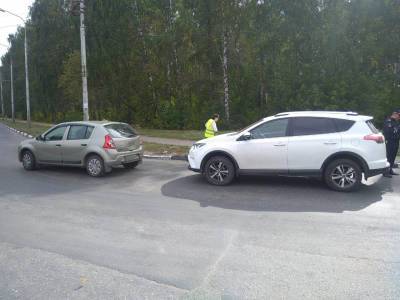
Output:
(324, 159), (362, 192)
(86, 155), (105, 177)
(204, 156), (235, 186)
(22, 150), (37, 171)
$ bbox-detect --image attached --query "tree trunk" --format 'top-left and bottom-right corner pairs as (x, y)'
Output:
(222, 30), (230, 122)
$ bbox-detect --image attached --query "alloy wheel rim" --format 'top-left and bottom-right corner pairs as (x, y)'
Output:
(208, 161), (229, 182)
(23, 153), (32, 167)
(331, 164), (356, 188)
(88, 158), (101, 175)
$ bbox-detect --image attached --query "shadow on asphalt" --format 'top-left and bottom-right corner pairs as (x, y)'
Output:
(0, 165), (140, 198)
(161, 174), (393, 213)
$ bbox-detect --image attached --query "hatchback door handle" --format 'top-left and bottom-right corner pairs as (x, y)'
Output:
(273, 143), (286, 147)
(56, 144), (61, 147)
(81, 144), (87, 146)
(324, 141), (337, 145)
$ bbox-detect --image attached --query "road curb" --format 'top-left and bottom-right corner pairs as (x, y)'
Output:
(4, 125), (34, 139)
(2, 123), (187, 161)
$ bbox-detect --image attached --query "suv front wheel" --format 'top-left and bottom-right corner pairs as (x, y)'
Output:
(204, 156), (235, 186)
(324, 159), (362, 192)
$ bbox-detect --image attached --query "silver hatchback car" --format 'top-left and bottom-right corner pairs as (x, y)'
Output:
(18, 121), (144, 177)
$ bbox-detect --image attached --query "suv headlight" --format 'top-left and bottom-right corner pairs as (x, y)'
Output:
(191, 143), (206, 150)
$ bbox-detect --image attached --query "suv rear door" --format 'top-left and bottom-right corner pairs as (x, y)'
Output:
(287, 117), (342, 172)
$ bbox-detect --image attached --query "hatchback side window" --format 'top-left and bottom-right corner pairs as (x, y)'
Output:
(45, 126), (67, 141)
(250, 118), (288, 139)
(290, 117), (336, 136)
(67, 125), (94, 140)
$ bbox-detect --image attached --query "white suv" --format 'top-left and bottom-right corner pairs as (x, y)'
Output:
(188, 111), (389, 192)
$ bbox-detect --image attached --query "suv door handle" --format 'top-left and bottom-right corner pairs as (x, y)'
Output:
(324, 141), (337, 145)
(81, 144), (87, 146)
(56, 144), (61, 147)
(273, 143), (286, 147)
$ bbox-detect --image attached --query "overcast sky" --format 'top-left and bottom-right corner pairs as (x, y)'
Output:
(0, 0), (34, 64)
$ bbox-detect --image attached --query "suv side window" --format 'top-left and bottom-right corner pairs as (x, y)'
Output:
(333, 118), (355, 132)
(67, 125), (94, 140)
(290, 117), (336, 136)
(44, 126), (67, 141)
(250, 118), (288, 139)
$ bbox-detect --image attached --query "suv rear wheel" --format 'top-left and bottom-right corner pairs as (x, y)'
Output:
(86, 154), (105, 177)
(324, 159), (362, 192)
(204, 156), (235, 186)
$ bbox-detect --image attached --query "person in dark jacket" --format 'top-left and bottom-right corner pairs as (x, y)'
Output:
(383, 110), (400, 177)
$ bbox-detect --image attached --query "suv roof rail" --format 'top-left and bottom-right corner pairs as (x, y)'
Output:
(346, 112), (359, 116)
(274, 113), (289, 117)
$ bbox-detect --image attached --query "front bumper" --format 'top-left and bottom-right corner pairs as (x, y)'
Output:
(188, 166), (201, 173)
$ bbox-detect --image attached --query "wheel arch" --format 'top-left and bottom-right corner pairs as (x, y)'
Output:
(200, 150), (239, 173)
(84, 151), (105, 165)
(19, 147), (35, 162)
(321, 152), (369, 174)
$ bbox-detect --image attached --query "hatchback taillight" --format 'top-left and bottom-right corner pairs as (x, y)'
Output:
(103, 134), (116, 149)
(363, 134), (384, 144)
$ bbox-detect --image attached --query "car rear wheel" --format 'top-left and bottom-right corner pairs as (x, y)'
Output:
(22, 150), (37, 171)
(86, 155), (105, 177)
(324, 159), (362, 192)
(204, 156), (235, 186)
(123, 161), (139, 169)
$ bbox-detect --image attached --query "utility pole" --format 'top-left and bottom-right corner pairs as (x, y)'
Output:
(10, 57), (14, 123)
(80, 0), (89, 121)
(24, 23), (30, 127)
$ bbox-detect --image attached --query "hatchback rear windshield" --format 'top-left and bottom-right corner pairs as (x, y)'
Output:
(104, 123), (137, 138)
(366, 120), (379, 134)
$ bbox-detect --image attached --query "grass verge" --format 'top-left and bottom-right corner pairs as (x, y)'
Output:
(137, 128), (203, 141)
(0, 118), (50, 137)
(143, 143), (189, 156)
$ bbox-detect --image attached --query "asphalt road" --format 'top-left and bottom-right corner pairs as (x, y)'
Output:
(0, 123), (399, 299)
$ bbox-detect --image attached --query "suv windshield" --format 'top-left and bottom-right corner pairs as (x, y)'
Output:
(105, 123), (137, 138)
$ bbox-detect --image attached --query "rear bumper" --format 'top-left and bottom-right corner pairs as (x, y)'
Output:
(366, 167), (390, 178)
(104, 148), (144, 168)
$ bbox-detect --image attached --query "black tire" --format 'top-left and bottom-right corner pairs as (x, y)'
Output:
(123, 161), (139, 169)
(86, 154), (105, 177)
(324, 159), (362, 192)
(204, 156), (235, 186)
(21, 150), (37, 171)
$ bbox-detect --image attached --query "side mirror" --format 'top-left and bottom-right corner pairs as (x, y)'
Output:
(36, 134), (45, 141)
(238, 132), (252, 141)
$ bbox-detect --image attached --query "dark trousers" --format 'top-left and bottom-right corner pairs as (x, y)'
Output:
(386, 140), (400, 169)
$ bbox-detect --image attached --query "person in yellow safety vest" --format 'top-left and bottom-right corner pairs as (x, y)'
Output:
(204, 114), (220, 138)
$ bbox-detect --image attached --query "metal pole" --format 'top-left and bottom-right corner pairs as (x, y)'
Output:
(80, 0), (89, 121)
(10, 58), (14, 123)
(0, 8), (31, 125)
(0, 69), (4, 117)
(24, 27), (30, 127)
